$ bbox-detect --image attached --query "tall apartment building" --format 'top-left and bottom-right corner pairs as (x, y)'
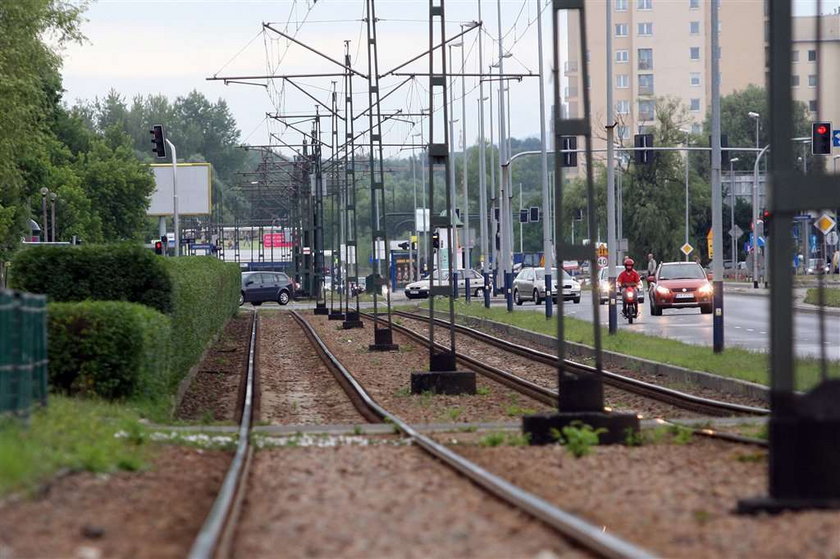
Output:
(792, 12), (840, 159)
(565, 0), (765, 149)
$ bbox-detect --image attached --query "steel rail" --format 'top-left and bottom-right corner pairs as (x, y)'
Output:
(187, 311), (258, 559)
(391, 310), (770, 417)
(291, 311), (655, 559)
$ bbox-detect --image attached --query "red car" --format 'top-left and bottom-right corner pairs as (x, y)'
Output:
(648, 262), (713, 316)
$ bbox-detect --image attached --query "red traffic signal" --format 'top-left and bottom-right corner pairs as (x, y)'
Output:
(150, 124), (167, 158)
(154, 241), (163, 255)
(812, 121), (832, 155)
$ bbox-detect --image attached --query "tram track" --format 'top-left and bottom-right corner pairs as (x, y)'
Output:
(387, 309), (769, 418)
(289, 311), (655, 558)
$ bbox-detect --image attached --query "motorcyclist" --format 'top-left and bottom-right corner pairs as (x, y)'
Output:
(617, 258), (641, 313)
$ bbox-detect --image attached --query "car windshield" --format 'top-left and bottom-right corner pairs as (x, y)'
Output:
(534, 268), (558, 281)
(658, 263), (706, 280)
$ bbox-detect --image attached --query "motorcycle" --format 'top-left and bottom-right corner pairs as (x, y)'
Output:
(621, 285), (639, 324)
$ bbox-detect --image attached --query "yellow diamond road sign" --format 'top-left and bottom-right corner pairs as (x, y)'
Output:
(815, 214), (836, 235)
(681, 243), (693, 256)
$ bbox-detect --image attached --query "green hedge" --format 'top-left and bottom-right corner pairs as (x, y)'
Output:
(47, 301), (171, 400)
(10, 244), (173, 313)
(11, 244), (240, 404)
(162, 257), (241, 382)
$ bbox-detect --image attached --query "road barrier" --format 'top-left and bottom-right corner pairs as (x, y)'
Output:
(0, 290), (48, 418)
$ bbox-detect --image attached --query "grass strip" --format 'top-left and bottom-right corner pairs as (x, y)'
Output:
(0, 397), (151, 496)
(804, 287), (840, 308)
(416, 299), (835, 391)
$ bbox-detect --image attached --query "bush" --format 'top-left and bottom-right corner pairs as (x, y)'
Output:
(47, 301), (171, 400)
(162, 257), (240, 383)
(10, 244), (172, 313)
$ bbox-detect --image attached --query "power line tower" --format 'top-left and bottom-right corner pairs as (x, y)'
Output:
(342, 42), (364, 329)
(365, 0), (398, 351)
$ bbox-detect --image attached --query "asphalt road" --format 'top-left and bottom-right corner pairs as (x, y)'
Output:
(487, 290), (838, 360)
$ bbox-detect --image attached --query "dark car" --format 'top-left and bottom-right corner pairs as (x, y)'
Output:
(240, 271), (294, 306)
(648, 262), (713, 315)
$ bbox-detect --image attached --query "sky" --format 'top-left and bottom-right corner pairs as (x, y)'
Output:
(60, 0), (840, 160)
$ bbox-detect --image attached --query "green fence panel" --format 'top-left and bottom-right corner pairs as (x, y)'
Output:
(0, 289), (47, 418)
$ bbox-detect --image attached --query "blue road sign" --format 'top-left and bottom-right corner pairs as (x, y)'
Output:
(834, 130), (840, 147)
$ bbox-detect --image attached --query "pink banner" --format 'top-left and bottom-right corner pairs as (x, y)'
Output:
(263, 233), (292, 248)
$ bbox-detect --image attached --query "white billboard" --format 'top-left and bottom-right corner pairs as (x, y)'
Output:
(148, 163), (212, 216)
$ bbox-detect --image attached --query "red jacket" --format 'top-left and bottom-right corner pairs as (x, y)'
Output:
(617, 268), (640, 287)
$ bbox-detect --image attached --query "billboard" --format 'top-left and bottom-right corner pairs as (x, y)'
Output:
(148, 163), (212, 216)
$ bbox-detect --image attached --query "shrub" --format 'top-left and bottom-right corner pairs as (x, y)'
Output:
(162, 257), (240, 384)
(47, 301), (171, 400)
(10, 244), (172, 313)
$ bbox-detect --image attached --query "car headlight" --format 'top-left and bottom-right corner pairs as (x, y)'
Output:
(698, 283), (713, 295)
(600, 282), (610, 293)
(655, 285), (671, 295)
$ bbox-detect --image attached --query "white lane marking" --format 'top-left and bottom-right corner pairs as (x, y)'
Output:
(760, 331), (767, 335)
(747, 328), (755, 332)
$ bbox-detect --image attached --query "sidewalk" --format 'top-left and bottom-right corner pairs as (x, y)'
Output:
(724, 282), (840, 316)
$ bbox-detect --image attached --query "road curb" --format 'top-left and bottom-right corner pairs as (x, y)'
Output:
(435, 310), (772, 404)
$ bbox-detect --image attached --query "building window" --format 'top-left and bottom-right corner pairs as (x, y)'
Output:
(638, 22), (653, 36)
(792, 75), (800, 87)
(690, 72), (701, 87)
(637, 0), (652, 10)
(616, 23), (628, 37)
(808, 49), (817, 61)
(615, 49), (629, 63)
(638, 74), (654, 95)
(689, 0), (699, 8)
(616, 100), (630, 114)
(690, 21), (700, 34)
(690, 47), (700, 60)
(616, 74), (630, 88)
(792, 50), (799, 62)
(809, 74), (817, 87)
(690, 98), (701, 112)
(616, 0), (628, 10)
(638, 48), (653, 70)
(809, 99), (818, 112)
(638, 100), (655, 120)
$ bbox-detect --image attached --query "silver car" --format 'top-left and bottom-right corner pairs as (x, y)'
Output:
(513, 267), (581, 305)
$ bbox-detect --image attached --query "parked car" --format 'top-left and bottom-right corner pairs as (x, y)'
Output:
(647, 262), (713, 316)
(513, 267), (581, 305)
(240, 271), (295, 306)
(597, 267), (644, 305)
(404, 268), (485, 299)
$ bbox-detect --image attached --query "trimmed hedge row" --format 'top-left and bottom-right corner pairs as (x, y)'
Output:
(11, 245), (240, 402)
(162, 257), (241, 386)
(10, 244), (173, 314)
(47, 301), (171, 400)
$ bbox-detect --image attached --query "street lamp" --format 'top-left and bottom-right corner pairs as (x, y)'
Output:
(729, 157), (740, 275)
(748, 111), (760, 150)
(49, 192), (57, 243)
(679, 129), (691, 261)
(39, 187), (49, 242)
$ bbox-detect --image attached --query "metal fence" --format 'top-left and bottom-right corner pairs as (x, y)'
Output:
(0, 290), (48, 418)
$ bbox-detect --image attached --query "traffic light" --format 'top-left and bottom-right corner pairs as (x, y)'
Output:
(432, 232), (440, 249)
(812, 121), (832, 155)
(519, 209), (529, 223)
(154, 241), (163, 254)
(762, 209), (772, 237)
(721, 134), (730, 166)
(634, 133), (654, 164)
(561, 136), (577, 167)
(150, 125), (167, 158)
(529, 206), (540, 222)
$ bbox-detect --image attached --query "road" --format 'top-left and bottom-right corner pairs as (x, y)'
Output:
(487, 289), (839, 360)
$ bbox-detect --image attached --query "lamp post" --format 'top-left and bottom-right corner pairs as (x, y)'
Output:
(729, 157), (740, 274)
(49, 192), (57, 242)
(448, 42), (463, 277)
(748, 111), (760, 150)
(680, 129), (691, 261)
(39, 187), (48, 242)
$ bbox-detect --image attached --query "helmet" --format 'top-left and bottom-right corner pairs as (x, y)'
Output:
(624, 258), (634, 268)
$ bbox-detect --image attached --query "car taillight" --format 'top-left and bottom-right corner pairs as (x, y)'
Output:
(626, 290), (635, 300)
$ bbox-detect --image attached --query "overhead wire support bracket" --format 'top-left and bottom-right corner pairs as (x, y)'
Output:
(262, 22), (369, 79)
(379, 21), (480, 78)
